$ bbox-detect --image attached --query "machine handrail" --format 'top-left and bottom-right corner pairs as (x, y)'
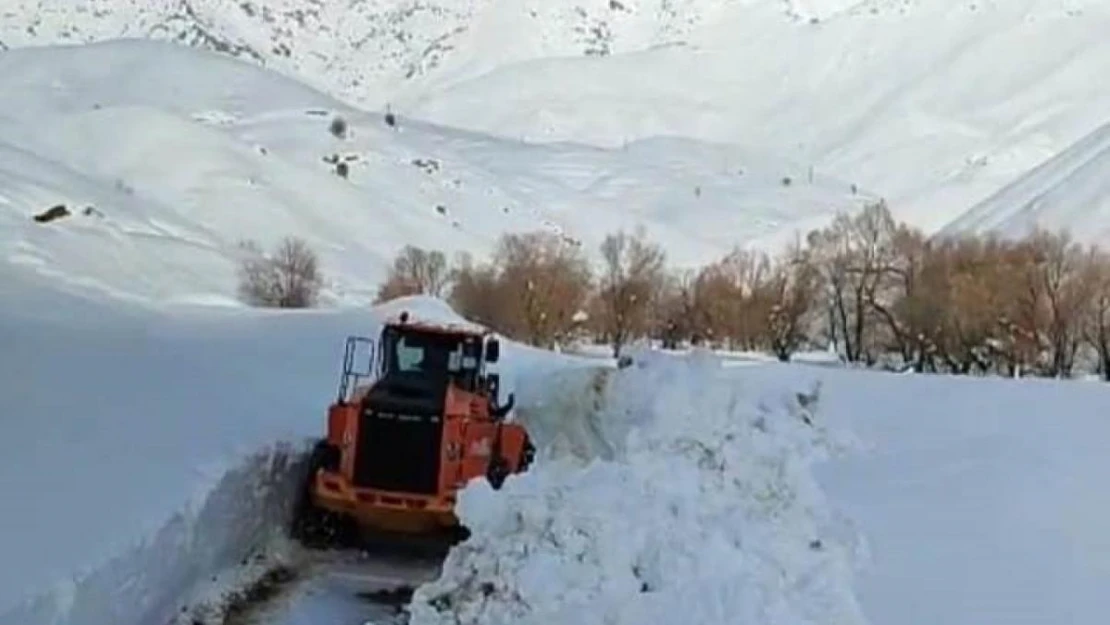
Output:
(337, 335), (376, 402)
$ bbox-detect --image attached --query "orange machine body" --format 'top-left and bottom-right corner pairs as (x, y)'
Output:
(306, 316), (532, 535)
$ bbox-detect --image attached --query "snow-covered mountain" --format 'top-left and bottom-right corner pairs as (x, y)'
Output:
(0, 0), (749, 107)
(939, 121), (1110, 244)
(5, 0), (1109, 238)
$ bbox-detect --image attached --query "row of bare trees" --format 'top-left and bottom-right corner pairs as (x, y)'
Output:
(376, 229), (666, 357)
(803, 201), (1110, 379)
(240, 204), (1110, 380)
(376, 225), (840, 362)
(376, 204), (1110, 380)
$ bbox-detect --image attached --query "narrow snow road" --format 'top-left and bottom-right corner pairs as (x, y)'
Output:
(240, 551), (442, 625)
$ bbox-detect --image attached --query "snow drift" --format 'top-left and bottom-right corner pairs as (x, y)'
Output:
(407, 350), (1110, 625)
(790, 364), (1110, 625)
(407, 349), (866, 625)
(0, 286), (587, 625)
(0, 283), (347, 625)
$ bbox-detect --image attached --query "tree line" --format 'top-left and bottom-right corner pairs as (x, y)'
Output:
(374, 202), (1110, 380)
(375, 228), (667, 359)
(238, 201), (1110, 380)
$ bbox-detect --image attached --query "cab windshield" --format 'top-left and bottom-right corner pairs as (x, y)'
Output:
(380, 327), (481, 389)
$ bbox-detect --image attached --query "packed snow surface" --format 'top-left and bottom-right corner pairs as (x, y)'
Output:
(810, 366), (1110, 625)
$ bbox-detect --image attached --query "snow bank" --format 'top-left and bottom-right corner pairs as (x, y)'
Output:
(773, 363), (1110, 625)
(412, 350), (1110, 625)
(408, 348), (866, 625)
(7, 445), (305, 625)
(0, 295), (340, 625)
(0, 284), (588, 625)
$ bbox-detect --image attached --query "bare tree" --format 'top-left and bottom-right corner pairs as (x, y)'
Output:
(806, 200), (898, 364)
(868, 225), (949, 371)
(493, 231), (593, 349)
(714, 248), (772, 350)
(448, 251), (506, 330)
(237, 236), (323, 308)
(447, 234), (591, 349)
(1009, 229), (1091, 377)
(1082, 247), (1110, 380)
(766, 239), (819, 361)
(375, 245), (450, 303)
(594, 228), (667, 357)
(656, 268), (703, 349)
(936, 235), (1017, 374)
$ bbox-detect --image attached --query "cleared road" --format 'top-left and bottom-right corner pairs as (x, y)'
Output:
(238, 550), (442, 625)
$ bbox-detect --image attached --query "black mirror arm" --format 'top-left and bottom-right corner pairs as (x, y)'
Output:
(490, 392), (515, 420)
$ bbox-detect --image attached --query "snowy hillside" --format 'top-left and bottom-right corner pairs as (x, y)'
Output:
(0, 40), (869, 306)
(404, 1), (1110, 232)
(0, 0), (730, 103)
(940, 120), (1110, 244)
(4, 1), (1110, 237)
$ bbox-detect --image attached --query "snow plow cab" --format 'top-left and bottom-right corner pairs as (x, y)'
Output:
(291, 311), (534, 550)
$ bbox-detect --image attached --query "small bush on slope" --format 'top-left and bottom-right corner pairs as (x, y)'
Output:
(376, 244), (450, 303)
(236, 236), (323, 308)
(329, 116), (348, 139)
(407, 349), (866, 625)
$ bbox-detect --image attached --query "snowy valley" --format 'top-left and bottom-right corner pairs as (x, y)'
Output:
(4, 1), (1110, 625)
(6, 0), (1110, 236)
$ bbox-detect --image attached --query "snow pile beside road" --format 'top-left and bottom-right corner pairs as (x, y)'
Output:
(5, 443), (307, 625)
(408, 349), (867, 625)
(0, 286), (597, 625)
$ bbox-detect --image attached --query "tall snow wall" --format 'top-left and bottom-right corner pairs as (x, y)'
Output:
(408, 348), (868, 625)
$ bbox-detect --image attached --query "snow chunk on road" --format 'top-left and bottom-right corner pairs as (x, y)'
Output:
(409, 349), (867, 625)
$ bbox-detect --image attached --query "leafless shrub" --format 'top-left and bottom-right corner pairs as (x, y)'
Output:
(378, 209), (1110, 381)
(375, 245), (449, 303)
(448, 232), (592, 349)
(237, 236), (323, 308)
(591, 227), (667, 358)
(329, 116), (348, 139)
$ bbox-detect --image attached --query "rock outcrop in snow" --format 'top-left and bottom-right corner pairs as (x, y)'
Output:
(408, 349), (865, 625)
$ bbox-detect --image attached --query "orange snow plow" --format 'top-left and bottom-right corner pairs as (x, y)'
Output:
(290, 311), (534, 552)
